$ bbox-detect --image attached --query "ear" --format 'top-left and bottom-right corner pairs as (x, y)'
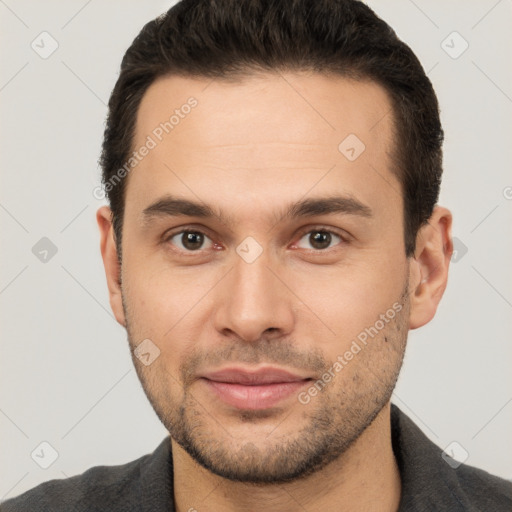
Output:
(408, 205), (453, 330)
(96, 206), (126, 327)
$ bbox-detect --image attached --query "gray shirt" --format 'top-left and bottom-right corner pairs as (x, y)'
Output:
(2, 404), (511, 511)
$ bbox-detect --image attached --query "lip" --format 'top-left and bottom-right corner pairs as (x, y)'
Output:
(201, 366), (311, 384)
(199, 366), (313, 410)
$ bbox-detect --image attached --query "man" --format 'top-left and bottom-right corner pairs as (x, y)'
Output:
(3, 0), (510, 510)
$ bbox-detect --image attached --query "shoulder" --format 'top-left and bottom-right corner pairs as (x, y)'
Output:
(453, 461), (512, 510)
(0, 453), (149, 512)
(391, 404), (512, 511)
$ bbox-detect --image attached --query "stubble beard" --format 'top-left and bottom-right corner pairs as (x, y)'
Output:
(122, 279), (410, 484)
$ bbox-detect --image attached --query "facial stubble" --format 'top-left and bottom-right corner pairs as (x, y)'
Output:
(122, 276), (410, 484)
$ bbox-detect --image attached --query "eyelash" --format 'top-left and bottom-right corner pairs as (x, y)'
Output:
(294, 227), (349, 251)
(162, 226), (349, 254)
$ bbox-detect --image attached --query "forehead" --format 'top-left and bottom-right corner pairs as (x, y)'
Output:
(126, 71), (399, 222)
(136, 71), (394, 151)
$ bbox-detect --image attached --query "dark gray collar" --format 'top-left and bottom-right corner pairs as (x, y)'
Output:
(137, 404), (507, 511)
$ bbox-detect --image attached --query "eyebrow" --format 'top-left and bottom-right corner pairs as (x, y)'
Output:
(140, 194), (373, 228)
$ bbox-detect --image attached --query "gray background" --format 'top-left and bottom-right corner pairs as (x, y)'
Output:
(1, 0), (511, 500)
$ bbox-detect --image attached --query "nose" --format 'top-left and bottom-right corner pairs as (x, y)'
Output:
(213, 248), (295, 343)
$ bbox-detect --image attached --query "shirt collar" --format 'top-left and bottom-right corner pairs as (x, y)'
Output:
(138, 404), (469, 511)
(391, 403), (469, 511)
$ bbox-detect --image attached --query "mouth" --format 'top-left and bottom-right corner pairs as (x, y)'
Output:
(199, 366), (314, 410)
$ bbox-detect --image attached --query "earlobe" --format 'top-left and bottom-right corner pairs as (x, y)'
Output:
(96, 206), (126, 327)
(408, 206), (453, 330)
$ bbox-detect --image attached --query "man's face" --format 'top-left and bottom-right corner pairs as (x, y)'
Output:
(118, 72), (411, 483)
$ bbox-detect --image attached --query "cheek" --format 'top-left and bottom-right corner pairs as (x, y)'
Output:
(122, 260), (218, 338)
(291, 254), (405, 343)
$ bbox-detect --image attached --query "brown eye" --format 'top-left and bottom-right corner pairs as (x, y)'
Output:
(167, 230), (214, 251)
(296, 230), (344, 251)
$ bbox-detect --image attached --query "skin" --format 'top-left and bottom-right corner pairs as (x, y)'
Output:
(97, 71), (453, 512)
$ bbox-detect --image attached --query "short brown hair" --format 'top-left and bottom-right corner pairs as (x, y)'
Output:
(100, 0), (443, 261)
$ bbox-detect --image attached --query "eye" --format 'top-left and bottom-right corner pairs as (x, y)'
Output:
(166, 230), (215, 252)
(295, 229), (346, 251)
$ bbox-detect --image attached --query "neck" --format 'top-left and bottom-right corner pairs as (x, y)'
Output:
(172, 402), (401, 512)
